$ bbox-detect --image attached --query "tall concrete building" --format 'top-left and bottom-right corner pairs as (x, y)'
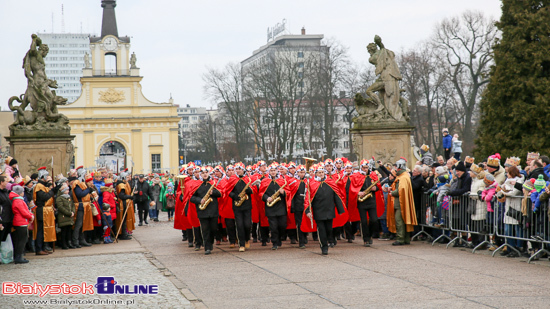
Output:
(177, 105), (209, 159)
(38, 33), (91, 103)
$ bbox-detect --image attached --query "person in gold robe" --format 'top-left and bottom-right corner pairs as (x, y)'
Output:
(386, 158), (417, 245)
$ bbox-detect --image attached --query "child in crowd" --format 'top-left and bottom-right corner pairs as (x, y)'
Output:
(165, 183), (176, 221)
(102, 203), (113, 244)
(430, 174), (450, 227)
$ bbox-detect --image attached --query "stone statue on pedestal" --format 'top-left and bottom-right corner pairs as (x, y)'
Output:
(7, 34), (70, 132)
(84, 52), (91, 68)
(354, 35), (409, 126)
(130, 52), (137, 69)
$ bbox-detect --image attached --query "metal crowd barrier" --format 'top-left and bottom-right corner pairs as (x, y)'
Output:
(413, 191), (550, 264)
(492, 196), (550, 263)
(447, 194), (496, 252)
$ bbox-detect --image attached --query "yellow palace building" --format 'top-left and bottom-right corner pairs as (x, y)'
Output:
(58, 0), (180, 174)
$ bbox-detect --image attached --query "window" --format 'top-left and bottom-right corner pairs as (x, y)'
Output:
(298, 72), (303, 78)
(151, 154), (161, 173)
(344, 141), (349, 148)
(297, 51), (304, 58)
(298, 62), (304, 68)
(343, 128), (349, 135)
(298, 81), (304, 87)
(182, 116), (189, 121)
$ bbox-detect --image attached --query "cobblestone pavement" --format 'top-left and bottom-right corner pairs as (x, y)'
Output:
(1, 251), (192, 309)
(0, 212), (192, 308)
(134, 214), (550, 309)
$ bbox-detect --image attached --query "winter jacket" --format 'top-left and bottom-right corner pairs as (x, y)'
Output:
(442, 134), (452, 150)
(0, 187), (12, 224)
(421, 152), (433, 166)
(452, 140), (462, 153)
(101, 186), (117, 220)
(482, 181), (498, 212)
(501, 176), (524, 225)
(515, 167), (548, 191)
(448, 172), (471, 197)
(56, 194), (75, 227)
(490, 165), (506, 185)
(433, 183), (451, 204)
(470, 176), (487, 221)
(10, 192), (33, 227)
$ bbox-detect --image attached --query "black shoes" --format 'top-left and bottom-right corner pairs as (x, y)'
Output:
(321, 247), (328, 255)
(194, 245), (201, 251)
(153, 218), (159, 222)
(144, 220), (149, 225)
(299, 245), (306, 249)
(290, 239), (297, 244)
(261, 242), (267, 246)
(138, 222), (143, 226)
(392, 241), (404, 246)
(188, 242), (194, 248)
(205, 250), (211, 255)
(364, 242), (371, 247)
(271, 245), (278, 250)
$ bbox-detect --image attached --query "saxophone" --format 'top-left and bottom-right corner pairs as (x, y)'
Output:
(199, 179), (221, 210)
(235, 179), (259, 207)
(358, 178), (380, 202)
(267, 179), (296, 207)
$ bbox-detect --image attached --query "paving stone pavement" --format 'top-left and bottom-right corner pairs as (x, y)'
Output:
(133, 215), (550, 309)
(4, 212), (550, 309)
(0, 217), (192, 309)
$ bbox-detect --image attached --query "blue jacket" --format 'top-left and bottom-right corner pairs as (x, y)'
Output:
(442, 135), (452, 150)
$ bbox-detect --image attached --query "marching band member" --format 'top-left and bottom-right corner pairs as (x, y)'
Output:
(260, 163), (288, 250)
(289, 165), (309, 248)
(190, 167), (222, 255)
(306, 165), (345, 255)
(348, 160), (380, 247)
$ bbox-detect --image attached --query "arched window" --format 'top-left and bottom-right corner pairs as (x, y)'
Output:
(105, 52), (117, 75)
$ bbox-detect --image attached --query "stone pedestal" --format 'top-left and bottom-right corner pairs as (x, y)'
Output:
(5, 130), (75, 177)
(351, 122), (415, 168)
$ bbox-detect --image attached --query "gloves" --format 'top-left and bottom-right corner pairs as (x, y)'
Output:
(430, 192), (435, 198)
(179, 194), (184, 202)
(436, 202), (441, 208)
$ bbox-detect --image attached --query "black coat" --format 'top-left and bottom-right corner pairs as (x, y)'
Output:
(262, 180), (287, 217)
(291, 180), (306, 213)
(35, 181), (57, 221)
(133, 180), (154, 204)
(306, 181), (345, 221)
(190, 180), (221, 219)
(0, 187), (12, 224)
(448, 172), (472, 196)
(357, 176), (378, 210)
(229, 177), (253, 211)
(410, 174), (425, 211)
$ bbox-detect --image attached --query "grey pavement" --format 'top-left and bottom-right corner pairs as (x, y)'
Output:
(134, 217), (550, 309)
(3, 212), (550, 309)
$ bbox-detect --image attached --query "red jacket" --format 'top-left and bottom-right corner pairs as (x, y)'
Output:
(10, 191), (33, 226)
(101, 187), (117, 220)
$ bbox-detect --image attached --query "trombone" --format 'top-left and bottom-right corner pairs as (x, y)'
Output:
(303, 157), (317, 171)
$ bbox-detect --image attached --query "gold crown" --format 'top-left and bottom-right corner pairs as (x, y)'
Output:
(527, 152), (540, 161)
(470, 164), (483, 174)
(487, 157), (500, 167)
(421, 144), (429, 152)
(465, 156), (475, 164)
(449, 157), (458, 165)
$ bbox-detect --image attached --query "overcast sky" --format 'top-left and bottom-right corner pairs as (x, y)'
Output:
(0, 0), (502, 111)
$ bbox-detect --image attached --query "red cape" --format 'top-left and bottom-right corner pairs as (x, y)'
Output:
(177, 178), (202, 228)
(347, 172), (386, 221)
(301, 177), (348, 231)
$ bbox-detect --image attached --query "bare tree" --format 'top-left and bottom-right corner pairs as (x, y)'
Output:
(203, 63), (253, 160)
(431, 10), (497, 155)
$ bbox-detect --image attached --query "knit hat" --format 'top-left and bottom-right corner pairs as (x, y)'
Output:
(455, 161), (466, 172)
(523, 178), (536, 192)
(484, 173), (495, 184)
(12, 185), (24, 195)
(60, 183), (70, 193)
(437, 175), (449, 184)
(435, 166), (447, 176)
(534, 175), (546, 192)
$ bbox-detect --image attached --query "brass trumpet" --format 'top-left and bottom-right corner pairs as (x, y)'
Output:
(176, 175), (189, 192)
(303, 157), (317, 171)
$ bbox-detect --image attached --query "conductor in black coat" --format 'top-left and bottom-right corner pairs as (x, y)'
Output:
(262, 167), (287, 250)
(190, 169), (222, 255)
(229, 165), (256, 251)
(306, 168), (345, 255)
